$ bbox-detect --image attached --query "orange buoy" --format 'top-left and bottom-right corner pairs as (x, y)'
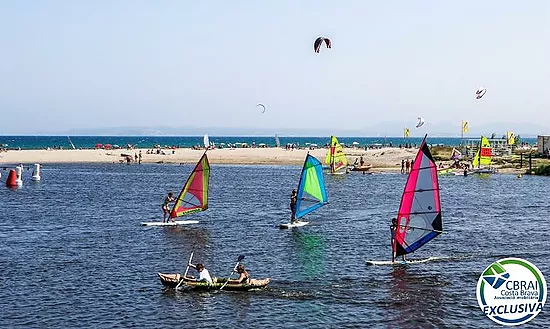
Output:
(6, 169), (17, 187)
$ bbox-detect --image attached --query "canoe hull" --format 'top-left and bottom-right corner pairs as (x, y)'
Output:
(158, 273), (271, 291)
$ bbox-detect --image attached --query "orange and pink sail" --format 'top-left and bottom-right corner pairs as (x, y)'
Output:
(170, 153), (210, 219)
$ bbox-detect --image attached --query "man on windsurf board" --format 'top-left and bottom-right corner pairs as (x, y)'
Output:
(290, 189), (298, 223)
(162, 192), (176, 223)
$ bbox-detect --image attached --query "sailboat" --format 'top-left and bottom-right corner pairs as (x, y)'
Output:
(472, 136), (496, 174)
(203, 134), (210, 149)
(67, 136), (76, 150)
(325, 136), (349, 175)
(366, 135), (443, 265)
(280, 154), (328, 229)
(141, 152), (210, 226)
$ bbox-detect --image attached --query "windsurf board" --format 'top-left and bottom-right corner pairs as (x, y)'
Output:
(141, 220), (199, 227)
(279, 221), (309, 229)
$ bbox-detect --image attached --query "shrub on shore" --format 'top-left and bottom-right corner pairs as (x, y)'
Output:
(533, 164), (550, 176)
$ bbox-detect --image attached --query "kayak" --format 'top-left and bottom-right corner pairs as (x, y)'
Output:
(157, 273), (272, 291)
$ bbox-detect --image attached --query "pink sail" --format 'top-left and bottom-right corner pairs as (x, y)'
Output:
(393, 136), (442, 257)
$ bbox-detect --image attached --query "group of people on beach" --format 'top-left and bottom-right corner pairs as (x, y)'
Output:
(400, 159), (414, 174)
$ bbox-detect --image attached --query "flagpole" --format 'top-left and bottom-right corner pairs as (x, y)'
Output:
(461, 121), (464, 147)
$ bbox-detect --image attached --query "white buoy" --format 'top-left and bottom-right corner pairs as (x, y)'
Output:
(31, 164), (41, 182)
(15, 165), (23, 186)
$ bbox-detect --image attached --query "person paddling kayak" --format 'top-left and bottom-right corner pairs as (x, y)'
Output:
(185, 263), (213, 284)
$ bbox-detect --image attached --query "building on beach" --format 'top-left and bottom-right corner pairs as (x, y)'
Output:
(464, 138), (513, 157)
(538, 135), (550, 155)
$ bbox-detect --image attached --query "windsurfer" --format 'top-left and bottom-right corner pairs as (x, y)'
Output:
(186, 263), (213, 284)
(290, 189), (298, 223)
(162, 192), (176, 223)
(390, 217), (407, 262)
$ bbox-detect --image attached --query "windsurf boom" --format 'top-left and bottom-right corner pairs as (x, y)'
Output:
(393, 135), (442, 258)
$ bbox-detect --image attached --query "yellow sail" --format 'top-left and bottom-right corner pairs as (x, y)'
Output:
(472, 136), (492, 167)
(325, 136), (348, 173)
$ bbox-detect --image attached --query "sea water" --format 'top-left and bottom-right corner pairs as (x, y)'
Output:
(0, 163), (548, 328)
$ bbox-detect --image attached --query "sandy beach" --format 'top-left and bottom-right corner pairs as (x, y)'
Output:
(0, 147), (417, 169)
(0, 146), (526, 174)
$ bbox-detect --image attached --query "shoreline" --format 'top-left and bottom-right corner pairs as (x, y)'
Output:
(0, 147), (527, 174)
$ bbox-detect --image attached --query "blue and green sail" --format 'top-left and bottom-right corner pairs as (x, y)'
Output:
(296, 154), (328, 219)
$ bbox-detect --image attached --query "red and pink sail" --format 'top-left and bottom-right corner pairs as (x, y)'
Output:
(393, 135), (442, 257)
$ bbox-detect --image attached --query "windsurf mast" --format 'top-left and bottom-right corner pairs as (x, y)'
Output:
(393, 134), (442, 259)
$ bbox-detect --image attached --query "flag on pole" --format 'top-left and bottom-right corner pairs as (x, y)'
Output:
(404, 127), (410, 138)
(462, 121), (469, 133)
(507, 131), (515, 145)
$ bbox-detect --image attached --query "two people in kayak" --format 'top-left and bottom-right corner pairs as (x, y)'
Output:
(185, 263), (250, 285)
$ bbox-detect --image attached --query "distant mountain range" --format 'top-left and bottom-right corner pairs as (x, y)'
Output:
(29, 121), (550, 137)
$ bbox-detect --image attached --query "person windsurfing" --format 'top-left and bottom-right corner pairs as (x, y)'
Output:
(162, 192), (176, 223)
(390, 217), (407, 262)
(290, 189), (298, 223)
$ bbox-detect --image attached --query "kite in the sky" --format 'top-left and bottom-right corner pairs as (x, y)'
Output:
(314, 37), (331, 53)
(476, 87), (487, 99)
(416, 117), (425, 128)
(257, 103), (266, 113)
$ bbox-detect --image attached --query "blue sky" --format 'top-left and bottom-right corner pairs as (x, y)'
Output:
(1, 1), (549, 135)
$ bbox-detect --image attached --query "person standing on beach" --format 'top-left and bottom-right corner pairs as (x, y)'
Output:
(138, 150), (142, 164)
(410, 159), (414, 170)
(401, 159), (405, 174)
(405, 159), (410, 173)
(290, 189), (298, 223)
(162, 192), (176, 223)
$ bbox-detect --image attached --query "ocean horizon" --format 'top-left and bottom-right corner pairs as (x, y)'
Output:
(0, 135), (537, 151)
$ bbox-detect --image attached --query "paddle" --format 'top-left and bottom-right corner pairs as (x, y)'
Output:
(219, 255), (245, 291)
(176, 251), (194, 290)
